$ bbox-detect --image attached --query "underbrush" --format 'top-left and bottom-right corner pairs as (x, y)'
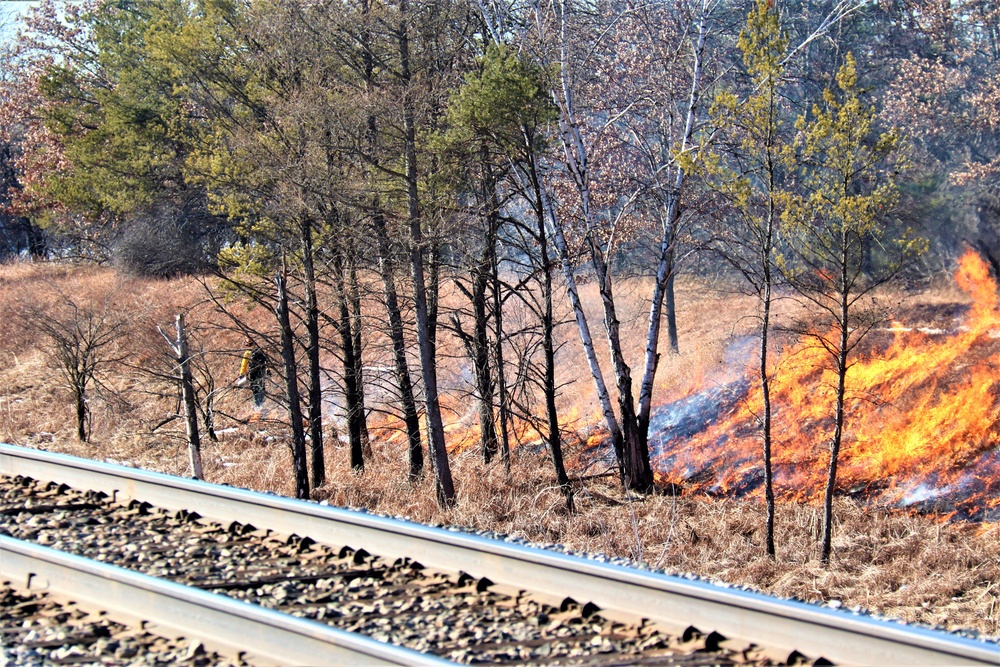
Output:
(1, 260), (997, 640)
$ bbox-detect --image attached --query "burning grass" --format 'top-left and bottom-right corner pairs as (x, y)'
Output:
(644, 251), (1000, 523)
(0, 259), (998, 639)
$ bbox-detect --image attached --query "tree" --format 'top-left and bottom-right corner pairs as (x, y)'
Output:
(514, 0), (731, 493)
(10, 0), (224, 271)
(442, 43), (533, 468)
(442, 41), (569, 494)
(206, 238), (317, 499)
(704, 0), (791, 557)
(17, 281), (131, 442)
(0, 18), (45, 260)
(0, 139), (46, 258)
(394, 0), (460, 505)
(157, 313), (204, 480)
(881, 0), (1000, 271)
(142, 310), (223, 451)
(369, 206), (426, 480)
(443, 40), (579, 504)
(352, 0), (426, 481)
(781, 54), (922, 564)
(0, 3), (91, 253)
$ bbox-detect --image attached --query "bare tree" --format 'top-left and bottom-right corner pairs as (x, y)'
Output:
(17, 283), (131, 442)
(512, 0), (721, 493)
(157, 313), (204, 479)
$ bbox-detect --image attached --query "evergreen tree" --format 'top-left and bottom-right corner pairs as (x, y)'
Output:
(704, 0), (791, 558)
(781, 54), (923, 564)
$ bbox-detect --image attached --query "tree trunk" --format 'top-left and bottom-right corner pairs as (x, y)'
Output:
(620, 392), (653, 494)
(822, 324), (849, 565)
(472, 147), (501, 465)
(471, 258), (500, 464)
(524, 151), (573, 507)
(399, 2), (455, 504)
(74, 383), (88, 442)
(203, 391), (217, 442)
(276, 271), (310, 500)
(637, 196), (678, 440)
(372, 209), (424, 479)
(665, 272), (679, 354)
(537, 157), (625, 479)
(589, 229), (653, 493)
(482, 152), (511, 469)
(761, 145), (779, 558)
(26, 220), (46, 258)
(360, 0), (416, 473)
(175, 314), (204, 480)
(543, 274), (573, 509)
(821, 257), (851, 565)
(620, 8), (710, 493)
(540, 218), (573, 510)
(333, 250), (365, 472)
(490, 241), (512, 469)
(361, 4), (421, 479)
(300, 219), (326, 488)
(349, 262), (372, 460)
(760, 279), (775, 557)
(428, 241), (441, 354)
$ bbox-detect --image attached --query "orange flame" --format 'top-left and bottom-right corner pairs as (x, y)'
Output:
(648, 250), (1000, 520)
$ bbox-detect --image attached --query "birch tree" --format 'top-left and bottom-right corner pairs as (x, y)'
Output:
(509, 0), (720, 493)
(157, 314), (204, 480)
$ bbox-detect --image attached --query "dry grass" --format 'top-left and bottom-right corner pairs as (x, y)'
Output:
(0, 259), (997, 640)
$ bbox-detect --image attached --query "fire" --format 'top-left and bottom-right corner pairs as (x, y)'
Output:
(438, 394), (564, 456)
(648, 250), (1000, 521)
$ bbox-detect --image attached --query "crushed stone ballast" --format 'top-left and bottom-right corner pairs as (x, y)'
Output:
(2, 443), (997, 666)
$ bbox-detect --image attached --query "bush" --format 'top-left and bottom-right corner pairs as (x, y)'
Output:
(112, 196), (229, 278)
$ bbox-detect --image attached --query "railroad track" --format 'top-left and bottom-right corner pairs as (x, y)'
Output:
(1, 444), (997, 666)
(1, 578), (250, 666)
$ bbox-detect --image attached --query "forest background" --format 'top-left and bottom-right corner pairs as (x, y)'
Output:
(0, 0), (998, 638)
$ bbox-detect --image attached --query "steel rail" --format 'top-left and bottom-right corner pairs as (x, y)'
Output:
(3, 443), (998, 666)
(0, 536), (453, 666)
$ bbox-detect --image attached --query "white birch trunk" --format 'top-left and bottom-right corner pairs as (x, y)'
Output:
(533, 159), (623, 445)
(637, 2), (709, 428)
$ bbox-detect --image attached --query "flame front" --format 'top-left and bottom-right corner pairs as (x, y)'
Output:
(649, 250), (1000, 520)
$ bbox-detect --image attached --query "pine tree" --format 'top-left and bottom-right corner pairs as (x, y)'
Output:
(781, 54), (923, 564)
(705, 0), (791, 558)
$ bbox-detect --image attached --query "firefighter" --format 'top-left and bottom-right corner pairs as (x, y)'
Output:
(238, 337), (268, 406)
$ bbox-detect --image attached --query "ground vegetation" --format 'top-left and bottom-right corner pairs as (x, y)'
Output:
(0, 262), (996, 638)
(0, 0), (996, 571)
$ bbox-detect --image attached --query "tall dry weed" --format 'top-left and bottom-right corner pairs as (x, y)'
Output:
(0, 261), (996, 639)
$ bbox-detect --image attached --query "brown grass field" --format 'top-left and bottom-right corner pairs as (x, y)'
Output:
(0, 260), (997, 640)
